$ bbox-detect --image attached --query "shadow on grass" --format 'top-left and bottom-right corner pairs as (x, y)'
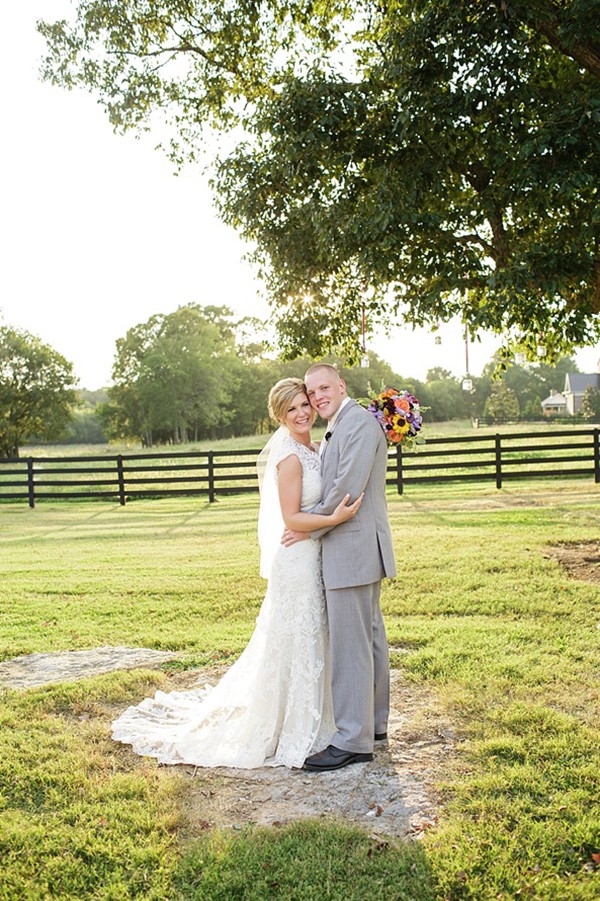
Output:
(174, 819), (435, 900)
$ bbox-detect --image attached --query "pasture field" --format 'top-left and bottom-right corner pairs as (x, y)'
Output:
(20, 417), (596, 458)
(0, 481), (599, 899)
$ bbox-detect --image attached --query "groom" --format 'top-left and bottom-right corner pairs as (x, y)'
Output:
(282, 363), (396, 771)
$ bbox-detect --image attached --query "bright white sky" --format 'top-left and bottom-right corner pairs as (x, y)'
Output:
(1, 1), (598, 390)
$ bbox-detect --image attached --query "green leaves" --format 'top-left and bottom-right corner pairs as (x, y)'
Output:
(39, 1), (600, 361)
(103, 304), (241, 445)
(0, 327), (78, 457)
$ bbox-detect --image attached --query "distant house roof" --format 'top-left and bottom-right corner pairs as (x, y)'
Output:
(541, 392), (567, 408)
(564, 373), (600, 394)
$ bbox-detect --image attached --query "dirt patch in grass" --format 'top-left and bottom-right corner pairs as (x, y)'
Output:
(137, 666), (456, 840)
(545, 540), (600, 585)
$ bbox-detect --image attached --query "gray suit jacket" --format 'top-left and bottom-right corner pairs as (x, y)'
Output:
(310, 399), (396, 590)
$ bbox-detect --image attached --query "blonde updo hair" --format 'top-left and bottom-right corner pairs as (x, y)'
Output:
(268, 377), (313, 425)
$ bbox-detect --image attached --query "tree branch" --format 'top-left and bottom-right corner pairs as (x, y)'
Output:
(488, 207), (510, 267)
(454, 233), (495, 255)
(593, 258), (600, 314)
(512, 1), (600, 79)
(107, 43), (236, 74)
(536, 17), (600, 79)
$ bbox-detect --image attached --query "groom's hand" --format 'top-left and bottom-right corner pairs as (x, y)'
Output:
(281, 528), (309, 547)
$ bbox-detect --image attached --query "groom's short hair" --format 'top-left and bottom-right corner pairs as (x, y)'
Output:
(305, 363), (340, 379)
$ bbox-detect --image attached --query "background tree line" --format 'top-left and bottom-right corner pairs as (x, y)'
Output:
(2, 309), (598, 456)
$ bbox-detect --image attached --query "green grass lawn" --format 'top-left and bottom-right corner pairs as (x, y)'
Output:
(0, 483), (599, 899)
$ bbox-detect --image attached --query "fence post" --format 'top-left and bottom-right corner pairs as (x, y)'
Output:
(116, 455), (126, 506)
(594, 429), (600, 484)
(208, 451), (216, 502)
(27, 457), (35, 508)
(494, 434), (502, 489)
(395, 444), (404, 495)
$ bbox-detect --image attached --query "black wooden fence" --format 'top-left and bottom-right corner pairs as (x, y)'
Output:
(1, 429), (599, 507)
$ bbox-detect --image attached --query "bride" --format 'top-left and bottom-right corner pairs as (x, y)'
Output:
(111, 377), (362, 769)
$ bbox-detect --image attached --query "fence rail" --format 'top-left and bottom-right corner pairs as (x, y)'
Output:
(1, 429), (599, 507)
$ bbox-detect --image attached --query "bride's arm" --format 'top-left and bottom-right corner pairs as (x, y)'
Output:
(277, 454), (362, 532)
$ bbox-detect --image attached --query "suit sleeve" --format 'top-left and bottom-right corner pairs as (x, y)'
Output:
(309, 413), (381, 539)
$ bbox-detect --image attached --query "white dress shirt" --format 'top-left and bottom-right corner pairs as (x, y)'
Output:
(319, 396), (352, 456)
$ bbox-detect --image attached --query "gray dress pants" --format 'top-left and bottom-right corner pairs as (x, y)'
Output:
(325, 581), (390, 753)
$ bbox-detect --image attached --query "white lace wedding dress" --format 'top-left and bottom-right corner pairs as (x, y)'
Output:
(112, 434), (335, 769)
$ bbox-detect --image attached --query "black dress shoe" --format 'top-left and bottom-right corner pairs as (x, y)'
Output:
(303, 744), (374, 772)
(375, 732), (388, 741)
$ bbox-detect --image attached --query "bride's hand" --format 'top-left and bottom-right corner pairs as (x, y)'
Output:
(332, 492), (364, 524)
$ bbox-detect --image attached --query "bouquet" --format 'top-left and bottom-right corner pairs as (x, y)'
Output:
(365, 387), (425, 450)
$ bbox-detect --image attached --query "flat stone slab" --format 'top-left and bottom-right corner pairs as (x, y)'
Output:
(181, 717), (447, 839)
(0, 646), (179, 689)
(164, 669), (454, 839)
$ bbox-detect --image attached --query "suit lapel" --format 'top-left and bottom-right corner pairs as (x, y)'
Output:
(320, 399), (356, 467)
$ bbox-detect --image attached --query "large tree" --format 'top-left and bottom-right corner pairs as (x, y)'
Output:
(0, 326), (78, 457)
(100, 304), (244, 444)
(39, 1), (600, 361)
